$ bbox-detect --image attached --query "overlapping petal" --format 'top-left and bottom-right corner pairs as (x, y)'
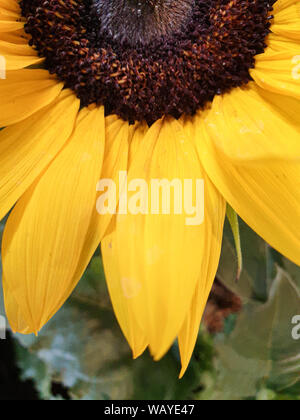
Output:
(102, 118), (226, 360)
(0, 38), (43, 69)
(0, 7), (42, 70)
(266, 33), (299, 53)
(101, 121), (148, 358)
(196, 114), (300, 267)
(203, 84), (300, 162)
(0, 29), (29, 44)
(272, 0), (300, 40)
(0, 0), (25, 32)
(0, 89), (79, 221)
(2, 106), (105, 333)
(251, 50), (300, 100)
(51, 116), (133, 321)
(177, 122), (225, 377)
(0, 69), (63, 126)
(102, 229), (148, 359)
(0, 0), (21, 15)
(0, 20), (24, 32)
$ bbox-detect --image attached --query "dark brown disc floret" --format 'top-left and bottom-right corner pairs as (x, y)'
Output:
(20, 0), (274, 124)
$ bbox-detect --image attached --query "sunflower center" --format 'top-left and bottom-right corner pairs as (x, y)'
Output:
(20, 0), (273, 124)
(93, 0), (195, 46)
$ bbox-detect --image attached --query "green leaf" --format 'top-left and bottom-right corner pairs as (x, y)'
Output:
(256, 388), (276, 401)
(208, 268), (300, 399)
(226, 205), (243, 281)
(15, 342), (53, 400)
(218, 219), (269, 302)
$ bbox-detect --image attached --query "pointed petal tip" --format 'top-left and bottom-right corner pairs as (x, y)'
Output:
(150, 344), (171, 362)
(10, 323), (39, 336)
(151, 344), (189, 377)
(132, 345), (147, 360)
(179, 362), (189, 379)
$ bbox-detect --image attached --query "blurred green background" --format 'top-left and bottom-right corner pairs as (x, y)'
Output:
(0, 217), (299, 400)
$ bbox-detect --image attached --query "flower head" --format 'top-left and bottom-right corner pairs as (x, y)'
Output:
(0, 0), (299, 376)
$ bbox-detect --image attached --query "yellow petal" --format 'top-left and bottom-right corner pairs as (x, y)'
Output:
(251, 50), (300, 99)
(273, 0), (298, 13)
(177, 118), (225, 377)
(69, 116), (143, 357)
(179, 262), (219, 378)
(96, 119), (149, 358)
(0, 39), (43, 69)
(102, 230), (148, 359)
(0, 0), (22, 23)
(0, 89), (79, 221)
(204, 84), (300, 162)
(198, 118), (300, 267)
(128, 121), (149, 167)
(0, 69), (63, 126)
(266, 33), (299, 53)
(96, 116), (132, 234)
(100, 120), (147, 358)
(2, 277), (34, 334)
(0, 20), (24, 32)
(0, 28), (29, 44)
(0, 9), (19, 20)
(272, 0), (300, 40)
(102, 117), (224, 360)
(2, 106), (105, 333)
(252, 83), (300, 131)
(44, 115), (132, 325)
(0, 0), (20, 14)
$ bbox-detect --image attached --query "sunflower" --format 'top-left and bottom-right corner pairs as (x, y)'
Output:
(0, 0), (299, 377)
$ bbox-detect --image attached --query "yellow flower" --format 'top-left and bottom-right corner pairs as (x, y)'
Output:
(0, 0), (299, 376)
